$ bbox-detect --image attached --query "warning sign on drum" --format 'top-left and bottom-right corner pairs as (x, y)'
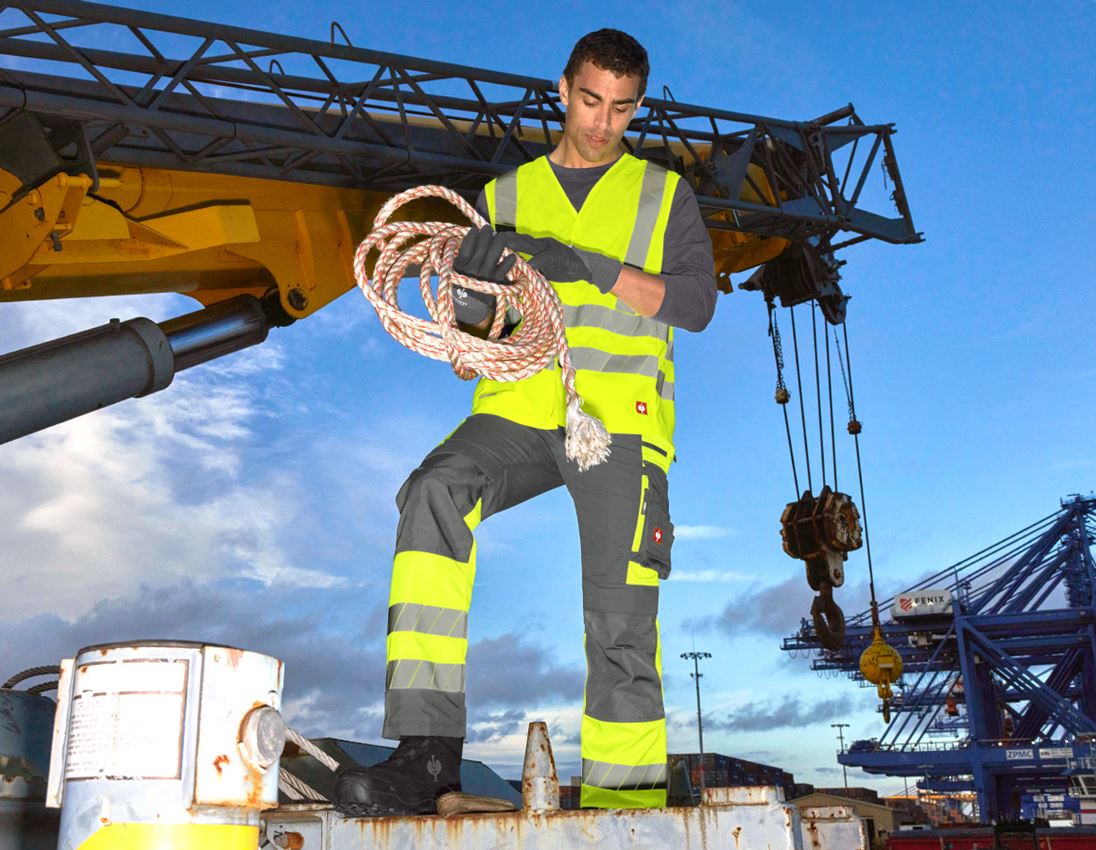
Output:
(65, 659), (187, 780)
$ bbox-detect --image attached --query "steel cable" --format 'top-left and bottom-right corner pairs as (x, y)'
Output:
(2, 665), (60, 689)
(284, 726), (340, 772)
(353, 184), (610, 471)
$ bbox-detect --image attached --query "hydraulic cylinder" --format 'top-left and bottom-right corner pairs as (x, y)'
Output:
(0, 295), (270, 445)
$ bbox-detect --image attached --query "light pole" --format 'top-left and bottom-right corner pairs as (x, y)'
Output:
(831, 722), (850, 791)
(681, 651), (711, 796)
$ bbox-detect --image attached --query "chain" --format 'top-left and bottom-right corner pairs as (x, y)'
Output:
(769, 303), (787, 394)
(833, 325), (855, 423)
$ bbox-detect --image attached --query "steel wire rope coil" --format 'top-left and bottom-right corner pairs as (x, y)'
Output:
(353, 184), (611, 471)
(2, 665), (61, 689)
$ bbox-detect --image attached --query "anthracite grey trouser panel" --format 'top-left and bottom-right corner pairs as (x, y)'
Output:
(384, 414), (671, 739)
(560, 434), (663, 723)
(393, 415), (565, 561)
(583, 610), (664, 722)
(385, 689), (467, 739)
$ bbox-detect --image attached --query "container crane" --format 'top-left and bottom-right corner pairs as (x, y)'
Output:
(783, 494), (1096, 822)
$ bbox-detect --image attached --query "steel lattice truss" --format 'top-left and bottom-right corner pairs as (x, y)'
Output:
(783, 495), (1096, 820)
(0, 0), (919, 254)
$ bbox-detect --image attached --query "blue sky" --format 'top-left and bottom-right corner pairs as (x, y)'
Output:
(1, 0), (1094, 794)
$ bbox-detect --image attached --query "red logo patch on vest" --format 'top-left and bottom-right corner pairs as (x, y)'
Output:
(653, 527), (664, 545)
(635, 401), (648, 415)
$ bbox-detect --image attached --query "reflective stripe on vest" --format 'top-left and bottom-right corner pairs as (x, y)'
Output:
(563, 302), (665, 339)
(624, 163), (669, 268)
(569, 347), (660, 378)
(494, 169), (518, 228)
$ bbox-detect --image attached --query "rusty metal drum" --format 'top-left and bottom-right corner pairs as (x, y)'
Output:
(46, 642), (284, 850)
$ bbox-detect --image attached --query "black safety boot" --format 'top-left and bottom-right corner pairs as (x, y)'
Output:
(334, 735), (463, 817)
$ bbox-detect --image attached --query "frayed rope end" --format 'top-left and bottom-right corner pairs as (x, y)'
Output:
(565, 396), (612, 472)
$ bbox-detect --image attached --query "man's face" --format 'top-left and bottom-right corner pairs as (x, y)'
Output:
(559, 60), (643, 166)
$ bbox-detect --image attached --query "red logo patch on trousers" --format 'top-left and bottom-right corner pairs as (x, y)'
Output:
(653, 527), (664, 544)
(635, 401), (648, 415)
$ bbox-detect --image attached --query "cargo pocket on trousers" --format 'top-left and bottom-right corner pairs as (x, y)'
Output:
(639, 465), (674, 580)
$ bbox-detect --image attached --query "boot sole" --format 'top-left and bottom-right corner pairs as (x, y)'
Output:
(337, 801), (431, 818)
(335, 795), (439, 818)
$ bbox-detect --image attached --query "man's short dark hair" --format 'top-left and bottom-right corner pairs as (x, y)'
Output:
(563, 29), (649, 99)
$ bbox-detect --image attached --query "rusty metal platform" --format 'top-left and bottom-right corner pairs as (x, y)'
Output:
(261, 787), (868, 850)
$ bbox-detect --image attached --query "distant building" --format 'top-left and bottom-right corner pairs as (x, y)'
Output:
(816, 786), (881, 805)
(791, 789), (907, 849)
(790, 782), (817, 799)
(881, 794), (932, 826)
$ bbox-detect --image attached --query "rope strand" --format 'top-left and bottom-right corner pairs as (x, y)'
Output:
(841, 322), (879, 616)
(789, 306), (813, 494)
(353, 185), (610, 470)
(768, 305), (800, 496)
(811, 300), (826, 489)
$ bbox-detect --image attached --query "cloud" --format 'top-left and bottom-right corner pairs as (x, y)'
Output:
(671, 569), (756, 583)
(466, 708), (529, 744)
(707, 694), (854, 732)
(686, 575), (814, 638)
(0, 580), (388, 738)
(0, 576), (585, 755)
(675, 524), (736, 541)
(0, 291), (382, 618)
(687, 574), (870, 640)
(0, 355), (351, 618)
(466, 632), (584, 710)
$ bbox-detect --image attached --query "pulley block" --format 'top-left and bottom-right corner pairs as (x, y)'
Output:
(780, 485), (863, 560)
(780, 487), (863, 650)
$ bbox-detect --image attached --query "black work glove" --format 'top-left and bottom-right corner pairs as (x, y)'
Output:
(451, 225), (518, 325)
(453, 225), (518, 283)
(497, 233), (622, 294)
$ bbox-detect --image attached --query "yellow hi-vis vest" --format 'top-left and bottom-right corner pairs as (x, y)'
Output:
(474, 154), (680, 469)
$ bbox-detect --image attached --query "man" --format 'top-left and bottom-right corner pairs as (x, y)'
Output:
(335, 28), (716, 816)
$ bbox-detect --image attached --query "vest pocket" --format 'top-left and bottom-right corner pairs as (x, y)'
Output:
(640, 465), (674, 579)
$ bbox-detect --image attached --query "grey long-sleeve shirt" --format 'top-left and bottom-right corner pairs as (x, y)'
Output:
(471, 157), (717, 332)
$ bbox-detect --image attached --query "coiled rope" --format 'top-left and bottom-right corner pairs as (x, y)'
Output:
(352, 184), (611, 471)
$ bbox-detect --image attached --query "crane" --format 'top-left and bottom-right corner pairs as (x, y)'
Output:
(0, 0), (919, 447)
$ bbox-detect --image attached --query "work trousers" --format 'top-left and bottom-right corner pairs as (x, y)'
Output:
(383, 414), (674, 808)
